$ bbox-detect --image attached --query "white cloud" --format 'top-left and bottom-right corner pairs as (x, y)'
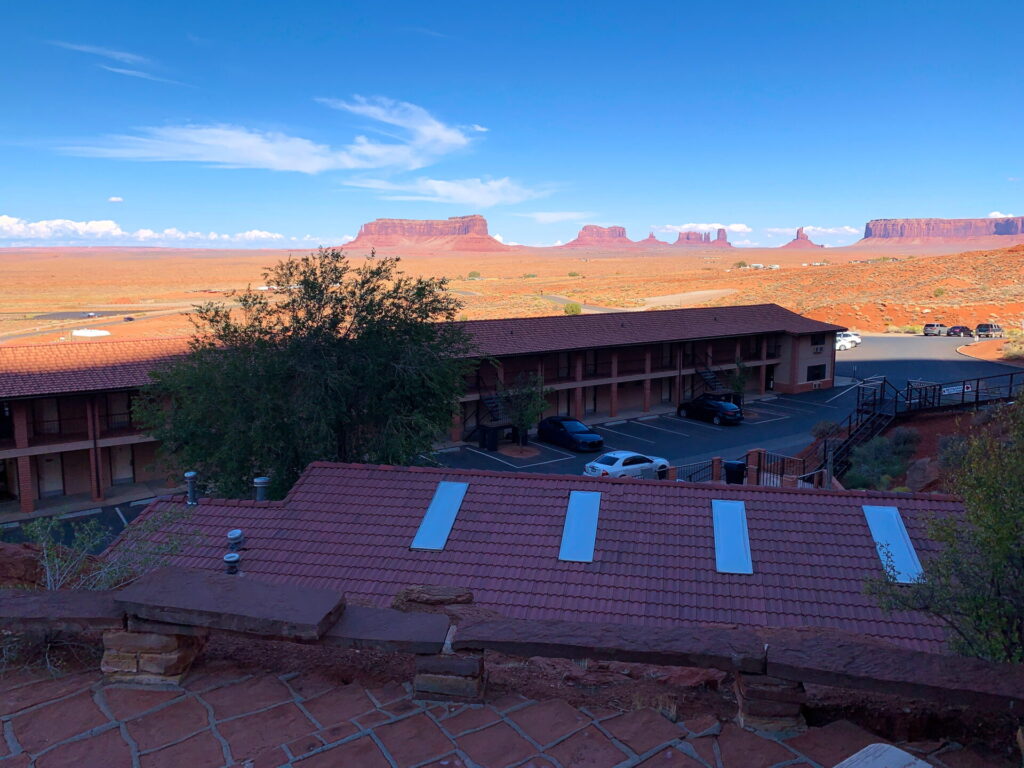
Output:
(988, 210), (1016, 218)
(732, 239), (762, 246)
(470, 124), (489, 133)
(50, 41), (149, 65)
(656, 222), (753, 234)
(344, 176), (545, 207)
(68, 96), (478, 174)
(765, 225), (860, 237)
(492, 234), (520, 246)
(98, 65), (186, 86)
(0, 214), (293, 246)
(107, 196), (123, 203)
(514, 211), (596, 224)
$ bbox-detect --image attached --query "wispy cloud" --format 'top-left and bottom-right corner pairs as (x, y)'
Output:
(765, 225), (860, 236)
(405, 27), (452, 39)
(98, 65), (187, 86)
(68, 97), (478, 174)
(988, 210), (1016, 218)
(656, 222), (753, 234)
(107, 196), (123, 203)
(0, 213), (293, 246)
(50, 41), (149, 65)
(344, 176), (545, 207)
(514, 211), (596, 224)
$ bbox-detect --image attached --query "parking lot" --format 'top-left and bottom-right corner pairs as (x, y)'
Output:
(434, 334), (1021, 477)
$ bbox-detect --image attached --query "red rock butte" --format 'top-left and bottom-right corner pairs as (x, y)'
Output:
(563, 225), (732, 249)
(561, 224), (635, 248)
(347, 214), (509, 251)
(780, 227), (824, 249)
(861, 216), (1024, 243)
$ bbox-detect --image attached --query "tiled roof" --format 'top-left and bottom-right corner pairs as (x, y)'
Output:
(134, 462), (956, 652)
(0, 338), (189, 399)
(458, 303), (845, 357)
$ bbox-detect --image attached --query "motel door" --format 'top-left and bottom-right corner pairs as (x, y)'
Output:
(37, 454), (64, 497)
(110, 445), (135, 485)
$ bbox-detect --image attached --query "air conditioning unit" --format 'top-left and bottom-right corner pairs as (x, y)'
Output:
(812, 381), (822, 390)
(812, 345), (824, 354)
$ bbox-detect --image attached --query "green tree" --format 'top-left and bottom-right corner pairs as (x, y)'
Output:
(563, 302), (583, 315)
(733, 261), (748, 269)
(498, 372), (551, 446)
(868, 402), (1024, 662)
(135, 249), (473, 498)
(727, 358), (750, 395)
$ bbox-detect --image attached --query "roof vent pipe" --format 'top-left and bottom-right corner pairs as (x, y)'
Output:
(227, 529), (244, 550)
(253, 476), (270, 501)
(223, 552), (241, 575)
(184, 471), (198, 506)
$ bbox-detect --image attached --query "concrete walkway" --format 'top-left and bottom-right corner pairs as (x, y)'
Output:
(0, 663), (1008, 768)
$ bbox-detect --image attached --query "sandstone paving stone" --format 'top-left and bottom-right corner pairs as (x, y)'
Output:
(354, 709), (393, 729)
(286, 731), (324, 759)
(34, 727), (132, 768)
(783, 719), (886, 767)
(488, 692), (530, 712)
(301, 683), (375, 727)
(683, 715), (721, 737)
(182, 660), (252, 693)
(367, 680), (409, 706)
(138, 730), (226, 768)
(507, 699), (591, 747)
(285, 672), (341, 700)
(316, 721), (359, 744)
(102, 685), (183, 720)
(636, 747), (707, 767)
(216, 702), (316, 763)
(248, 745), (291, 768)
(714, 723), (796, 768)
(374, 712), (456, 767)
(418, 755), (470, 768)
(686, 735), (719, 768)
(0, 755), (31, 768)
(458, 721), (537, 768)
(546, 726), (632, 768)
(0, 672), (93, 716)
(603, 708), (686, 755)
(439, 704), (500, 735)
(937, 748), (1018, 768)
(384, 698), (421, 717)
(202, 674), (294, 720)
(11, 690), (109, 754)
(125, 696), (210, 751)
(295, 736), (391, 768)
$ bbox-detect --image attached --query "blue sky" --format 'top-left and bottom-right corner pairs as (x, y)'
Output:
(2, 0), (1022, 248)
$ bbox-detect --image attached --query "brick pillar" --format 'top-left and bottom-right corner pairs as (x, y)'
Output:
(733, 673), (806, 732)
(413, 653), (485, 702)
(16, 456), (35, 515)
(449, 410), (463, 442)
(781, 473), (799, 488)
(12, 401), (30, 448)
(711, 457), (723, 482)
(86, 397), (103, 501)
(573, 387), (583, 419)
(609, 353), (619, 417)
(747, 449), (764, 485)
(758, 363), (767, 394)
(642, 350), (652, 412)
(666, 466), (678, 481)
(102, 629), (208, 684)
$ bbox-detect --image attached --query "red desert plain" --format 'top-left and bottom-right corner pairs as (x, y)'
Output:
(2, 214), (1024, 346)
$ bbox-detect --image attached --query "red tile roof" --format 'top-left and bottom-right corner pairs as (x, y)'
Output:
(133, 462), (954, 653)
(0, 338), (189, 399)
(458, 303), (845, 357)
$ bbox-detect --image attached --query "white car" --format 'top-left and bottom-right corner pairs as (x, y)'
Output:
(836, 331), (861, 349)
(584, 450), (670, 479)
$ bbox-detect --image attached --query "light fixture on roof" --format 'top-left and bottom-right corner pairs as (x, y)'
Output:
(711, 499), (753, 574)
(862, 505), (923, 583)
(558, 490), (601, 563)
(223, 552), (241, 575)
(227, 529), (244, 550)
(411, 481), (470, 551)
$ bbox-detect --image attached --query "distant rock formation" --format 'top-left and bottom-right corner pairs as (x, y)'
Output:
(639, 232), (667, 246)
(780, 227), (824, 249)
(673, 229), (732, 248)
(347, 215), (508, 251)
(560, 225), (636, 248)
(710, 228), (732, 248)
(862, 216), (1024, 241)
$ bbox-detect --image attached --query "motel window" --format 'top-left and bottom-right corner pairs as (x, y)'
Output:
(557, 352), (571, 379)
(585, 386), (597, 414)
(806, 364), (827, 382)
(661, 378), (672, 403)
(584, 350), (597, 376)
(660, 343), (673, 368)
(810, 334), (826, 346)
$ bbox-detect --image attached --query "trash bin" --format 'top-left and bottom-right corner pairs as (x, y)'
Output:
(485, 426), (499, 451)
(724, 460), (746, 485)
(478, 426), (489, 449)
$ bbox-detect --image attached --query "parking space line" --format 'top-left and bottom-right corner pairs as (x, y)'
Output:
(465, 445), (576, 469)
(629, 420), (690, 437)
(662, 414), (723, 432)
(115, 507), (128, 527)
(58, 508), (102, 520)
(747, 415), (789, 425)
(593, 425), (656, 443)
(754, 399), (825, 413)
(826, 383), (861, 403)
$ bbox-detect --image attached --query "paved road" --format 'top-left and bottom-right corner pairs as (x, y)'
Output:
(0, 496), (153, 552)
(435, 335), (1019, 477)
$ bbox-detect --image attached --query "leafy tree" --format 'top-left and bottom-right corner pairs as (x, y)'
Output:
(563, 302), (583, 315)
(498, 372), (551, 446)
(843, 436), (904, 490)
(467, 270), (481, 279)
(135, 249), (473, 498)
(727, 358), (750, 395)
(733, 261), (748, 269)
(868, 402), (1024, 662)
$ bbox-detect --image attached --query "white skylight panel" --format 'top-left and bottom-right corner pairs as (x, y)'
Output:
(862, 505), (924, 583)
(711, 499), (753, 574)
(558, 491), (602, 562)
(410, 481), (469, 551)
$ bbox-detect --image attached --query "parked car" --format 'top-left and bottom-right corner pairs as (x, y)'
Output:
(677, 393), (744, 425)
(584, 450), (669, 479)
(922, 323), (948, 336)
(975, 323), (1004, 338)
(123, 316), (135, 322)
(836, 331), (861, 347)
(946, 325), (973, 337)
(536, 416), (604, 451)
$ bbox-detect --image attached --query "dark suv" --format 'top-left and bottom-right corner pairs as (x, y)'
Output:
(946, 326), (973, 337)
(677, 393), (744, 425)
(536, 416), (604, 451)
(975, 323), (1004, 338)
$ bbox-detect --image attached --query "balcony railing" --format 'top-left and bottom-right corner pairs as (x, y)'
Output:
(31, 416), (89, 442)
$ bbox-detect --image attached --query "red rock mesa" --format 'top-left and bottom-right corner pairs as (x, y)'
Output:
(560, 225), (636, 248)
(862, 216), (1024, 243)
(347, 215), (509, 251)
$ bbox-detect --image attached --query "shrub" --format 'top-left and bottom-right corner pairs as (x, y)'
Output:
(844, 436), (905, 490)
(938, 434), (968, 469)
(902, 325), (923, 334)
(467, 270), (481, 279)
(522, 273), (537, 279)
(811, 420), (841, 440)
(563, 302), (582, 315)
(733, 261), (748, 269)
(934, 287), (946, 297)
(888, 426), (921, 461)
(568, 271), (580, 277)
(1003, 339), (1024, 361)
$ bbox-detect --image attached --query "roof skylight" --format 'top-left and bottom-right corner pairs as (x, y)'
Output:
(711, 499), (753, 574)
(862, 505), (923, 583)
(410, 481), (469, 551)
(558, 490), (601, 562)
